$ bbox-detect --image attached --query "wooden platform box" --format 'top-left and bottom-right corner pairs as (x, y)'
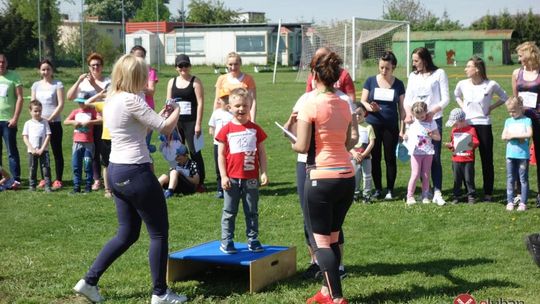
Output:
(167, 240), (296, 293)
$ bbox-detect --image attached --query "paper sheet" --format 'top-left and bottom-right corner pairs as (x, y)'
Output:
(275, 121), (297, 143)
(519, 91), (538, 109)
(194, 133), (204, 153)
(453, 132), (472, 153)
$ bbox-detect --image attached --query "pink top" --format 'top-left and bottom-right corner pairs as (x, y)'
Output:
(104, 92), (165, 164)
(305, 69), (355, 98)
(145, 68), (158, 109)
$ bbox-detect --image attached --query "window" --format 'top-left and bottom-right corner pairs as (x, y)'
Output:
(166, 37), (175, 54)
(473, 41), (484, 57)
(176, 36), (204, 53)
(425, 42), (435, 57)
(134, 37), (142, 46)
(236, 35), (265, 53)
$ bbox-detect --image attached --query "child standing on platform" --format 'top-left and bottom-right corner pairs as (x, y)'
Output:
(209, 89), (233, 199)
(502, 96), (532, 211)
(444, 108), (480, 204)
(403, 101), (441, 206)
(215, 88), (268, 254)
(22, 100), (52, 191)
(350, 104), (375, 203)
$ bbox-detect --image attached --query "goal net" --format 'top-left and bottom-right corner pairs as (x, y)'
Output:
(296, 18), (410, 84)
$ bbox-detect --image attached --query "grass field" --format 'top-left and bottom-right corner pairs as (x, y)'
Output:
(1, 64), (540, 304)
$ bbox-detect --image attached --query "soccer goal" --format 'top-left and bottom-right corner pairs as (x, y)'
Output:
(296, 17), (410, 83)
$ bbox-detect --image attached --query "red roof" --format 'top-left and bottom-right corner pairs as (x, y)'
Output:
(126, 22), (198, 34)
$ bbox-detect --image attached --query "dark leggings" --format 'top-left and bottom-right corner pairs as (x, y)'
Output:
(370, 123), (399, 192)
(304, 175), (355, 299)
(92, 125), (103, 180)
(84, 163), (169, 296)
(48, 121), (64, 181)
(179, 120), (205, 184)
(521, 111), (540, 196)
(471, 124), (494, 196)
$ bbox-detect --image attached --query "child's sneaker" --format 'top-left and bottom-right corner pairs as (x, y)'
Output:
(422, 197), (430, 204)
(362, 194), (372, 204)
(220, 241), (238, 254)
(73, 279), (104, 303)
(353, 191), (361, 202)
(37, 179), (46, 188)
(467, 196), (476, 204)
(164, 189), (174, 199)
(517, 203), (527, 211)
(9, 179), (20, 190)
(151, 288), (187, 304)
(372, 189), (382, 200)
(506, 203), (515, 211)
(215, 190), (224, 199)
(306, 290), (332, 304)
(406, 196), (416, 206)
(248, 239), (264, 253)
(52, 180), (63, 190)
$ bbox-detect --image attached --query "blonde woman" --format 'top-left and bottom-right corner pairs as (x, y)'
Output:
(73, 54), (186, 304)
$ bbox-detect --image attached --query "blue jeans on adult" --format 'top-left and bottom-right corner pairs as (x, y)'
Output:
(431, 118), (443, 192)
(221, 178), (259, 243)
(0, 121), (21, 181)
(72, 142), (94, 191)
(506, 158), (529, 204)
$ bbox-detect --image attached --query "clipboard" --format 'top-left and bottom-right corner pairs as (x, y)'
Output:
(274, 121), (297, 143)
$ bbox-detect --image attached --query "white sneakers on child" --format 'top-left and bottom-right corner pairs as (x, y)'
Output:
(151, 289), (188, 304)
(73, 279), (104, 303)
(432, 192), (446, 206)
(406, 196), (417, 206)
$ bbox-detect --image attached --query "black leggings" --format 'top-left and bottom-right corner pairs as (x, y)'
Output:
(370, 123), (399, 192)
(471, 124), (494, 196)
(304, 175), (354, 299)
(179, 120), (205, 184)
(47, 121), (64, 181)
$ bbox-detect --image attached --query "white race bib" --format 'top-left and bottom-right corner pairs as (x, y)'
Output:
(359, 130), (369, 144)
(519, 91), (538, 109)
(374, 88), (395, 102)
(178, 101), (192, 115)
(228, 129), (257, 154)
(0, 83), (8, 97)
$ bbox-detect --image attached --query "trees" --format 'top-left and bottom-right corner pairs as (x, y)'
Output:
(0, 1), (37, 67)
(470, 9), (540, 46)
(186, 0), (237, 24)
(85, 0), (140, 22)
(382, 0), (462, 31)
(133, 0), (170, 22)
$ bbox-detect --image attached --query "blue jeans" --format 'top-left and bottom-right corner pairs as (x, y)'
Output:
(72, 142), (94, 190)
(431, 118), (443, 192)
(0, 121), (21, 181)
(221, 178), (259, 243)
(506, 158), (529, 204)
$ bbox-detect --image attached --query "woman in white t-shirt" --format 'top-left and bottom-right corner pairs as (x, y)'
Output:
(454, 56), (508, 202)
(31, 59), (65, 189)
(404, 47), (449, 206)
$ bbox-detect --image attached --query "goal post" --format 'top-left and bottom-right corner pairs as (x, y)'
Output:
(296, 17), (410, 84)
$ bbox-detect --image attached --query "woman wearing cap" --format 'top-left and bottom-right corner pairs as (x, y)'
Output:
(167, 54), (206, 189)
(404, 47), (450, 206)
(67, 52), (111, 192)
(213, 52), (257, 122)
(73, 54), (187, 304)
(455, 56), (508, 202)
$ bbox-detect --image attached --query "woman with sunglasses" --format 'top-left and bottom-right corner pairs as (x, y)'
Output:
(213, 52), (257, 122)
(166, 54), (206, 189)
(67, 53), (111, 192)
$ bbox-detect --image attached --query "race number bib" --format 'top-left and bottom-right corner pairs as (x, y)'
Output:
(178, 101), (192, 115)
(228, 129), (257, 154)
(359, 130), (369, 144)
(374, 88), (395, 102)
(0, 84), (8, 97)
(519, 91), (538, 109)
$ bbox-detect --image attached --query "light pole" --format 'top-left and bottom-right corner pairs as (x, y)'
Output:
(122, 0), (125, 53)
(81, 0), (85, 73)
(37, 0), (42, 60)
(156, 0), (160, 71)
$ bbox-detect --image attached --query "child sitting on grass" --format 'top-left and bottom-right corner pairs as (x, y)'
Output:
(158, 144), (200, 198)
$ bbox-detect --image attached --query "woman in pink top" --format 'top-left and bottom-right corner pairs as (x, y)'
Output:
(292, 51), (355, 304)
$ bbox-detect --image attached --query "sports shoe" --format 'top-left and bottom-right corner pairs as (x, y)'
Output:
(73, 279), (104, 303)
(384, 191), (393, 200)
(536, 195), (540, 208)
(467, 196), (476, 205)
(52, 180), (63, 190)
(506, 203), (514, 211)
(525, 233), (540, 267)
(372, 189), (382, 200)
(92, 180), (101, 191)
(164, 189), (174, 199)
(37, 179), (46, 188)
(148, 144), (157, 154)
(450, 197), (459, 205)
(220, 241), (238, 254)
(432, 192), (446, 206)
(215, 190), (224, 199)
(303, 263), (321, 279)
(339, 267), (347, 279)
(406, 196), (416, 206)
(151, 288), (187, 304)
(353, 191), (361, 202)
(306, 290), (332, 304)
(248, 239), (264, 253)
(483, 195), (493, 202)
(104, 189), (113, 198)
(517, 203), (527, 211)
(9, 180), (20, 190)
(362, 194), (372, 204)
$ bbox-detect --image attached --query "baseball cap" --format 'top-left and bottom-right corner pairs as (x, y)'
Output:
(74, 92), (91, 103)
(176, 144), (188, 156)
(175, 54), (191, 66)
(445, 108), (466, 127)
(218, 88), (230, 98)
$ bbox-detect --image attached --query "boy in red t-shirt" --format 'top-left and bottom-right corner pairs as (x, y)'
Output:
(215, 88), (268, 254)
(445, 108), (479, 204)
(64, 92), (100, 193)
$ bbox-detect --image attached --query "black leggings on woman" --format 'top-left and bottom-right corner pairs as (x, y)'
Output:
(48, 121), (64, 181)
(471, 124), (494, 196)
(371, 123), (399, 192)
(304, 175), (354, 299)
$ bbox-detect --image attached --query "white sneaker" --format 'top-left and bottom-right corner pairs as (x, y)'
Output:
(384, 191), (393, 200)
(506, 203), (515, 211)
(517, 203), (527, 211)
(73, 279), (104, 303)
(422, 197), (431, 204)
(432, 192), (446, 206)
(406, 196), (417, 206)
(151, 289), (188, 304)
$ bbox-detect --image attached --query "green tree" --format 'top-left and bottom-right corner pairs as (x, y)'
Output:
(133, 0), (170, 22)
(0, 1), (37, 67)
(85, 0), (169, 22)
(186, 0), (237, 24)
(61, 22), (122, 66)
(382, 0), (461, 31)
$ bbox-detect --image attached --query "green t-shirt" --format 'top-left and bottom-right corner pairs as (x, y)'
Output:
(0, 70), (22, 121)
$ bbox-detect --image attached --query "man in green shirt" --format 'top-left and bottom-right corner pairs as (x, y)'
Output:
(0, 54), (22, 184)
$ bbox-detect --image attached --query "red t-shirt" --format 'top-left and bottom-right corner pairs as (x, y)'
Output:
(449, 125), (479, 162)
(67, 108), (98, 143)
(215, 121), (267, 179)
(305, 69), (355, 98)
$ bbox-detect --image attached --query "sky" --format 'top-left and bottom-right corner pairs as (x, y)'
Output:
(58, 0), (540, 26)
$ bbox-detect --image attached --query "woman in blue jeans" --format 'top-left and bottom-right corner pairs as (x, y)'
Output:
(73, 54), (187, 304)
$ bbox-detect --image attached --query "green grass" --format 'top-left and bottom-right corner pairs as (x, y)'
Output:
(1, 64), (540, 303)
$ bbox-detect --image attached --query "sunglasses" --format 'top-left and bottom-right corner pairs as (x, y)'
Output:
(89, 63), (102, 68)
(177, 63), (190, 68)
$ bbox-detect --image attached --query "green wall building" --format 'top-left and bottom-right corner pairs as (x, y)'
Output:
(392, 30), (514, 67)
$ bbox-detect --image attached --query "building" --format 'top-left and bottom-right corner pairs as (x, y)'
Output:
(392, 30), (515, 66)
(234, 12), (266, 23)
(58, 16), (123, 50)
(125, 21), (307, 66)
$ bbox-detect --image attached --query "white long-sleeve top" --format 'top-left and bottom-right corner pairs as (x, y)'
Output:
(104, 91), (165, 164)
(404, 69), (450, 120)
(454, 79), (508, 125)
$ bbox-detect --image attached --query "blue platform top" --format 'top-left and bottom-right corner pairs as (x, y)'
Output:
(169, 240), (290, 266)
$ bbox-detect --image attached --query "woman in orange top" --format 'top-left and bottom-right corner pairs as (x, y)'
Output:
(292, 51), (355, 304)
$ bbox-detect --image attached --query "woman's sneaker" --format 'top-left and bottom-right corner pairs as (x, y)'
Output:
(52, 180), (63, 190)
(151, 289), (187, 304)
(73, 279), (104, 303)
(432, 192), (446, 206)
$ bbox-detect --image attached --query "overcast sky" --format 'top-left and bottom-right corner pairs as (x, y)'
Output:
(58, 0), (539, 26)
